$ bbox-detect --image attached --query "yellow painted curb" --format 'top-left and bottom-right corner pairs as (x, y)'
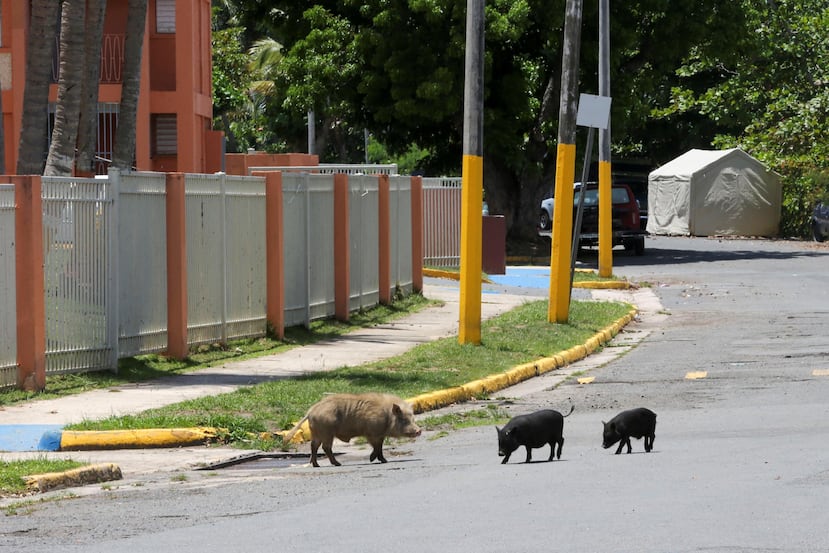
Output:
(276, 305), (639, 444)
(274, 422), (311, 444)
(574, 280), (631, 289)
(60, 427), (222, 450)
(25, 463), (123, 493)
(423, 268), (460, 280)
(410, 305), (636, 416)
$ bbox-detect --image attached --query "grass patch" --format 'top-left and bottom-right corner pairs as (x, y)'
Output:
(0, 458), (86, 497)
(420, 405), (511, 432)
(572, 269), (626, 283)
(63, 299), (632, 448)
(0, 293), (436, 407)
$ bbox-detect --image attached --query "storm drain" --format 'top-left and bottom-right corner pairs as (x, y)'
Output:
(197, 452), (322, 470)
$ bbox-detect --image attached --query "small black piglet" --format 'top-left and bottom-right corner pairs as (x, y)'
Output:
(602, 407), (657, 454)
(496, 406), (573, 464)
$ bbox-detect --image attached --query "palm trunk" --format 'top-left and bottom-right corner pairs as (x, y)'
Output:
(45, 0), (87, 176)
(76, 0), (108, 176)
(16, 0), (61, 175)
(112, 0), (148, 170)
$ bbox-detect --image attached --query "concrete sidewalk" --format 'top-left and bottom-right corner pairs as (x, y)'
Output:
(0, 270), (652, 490)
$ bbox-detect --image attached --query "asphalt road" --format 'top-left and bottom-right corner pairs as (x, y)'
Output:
(2, 235), (828, 553)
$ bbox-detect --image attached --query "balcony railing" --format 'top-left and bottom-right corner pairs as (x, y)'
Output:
(52, 34), (125, 84)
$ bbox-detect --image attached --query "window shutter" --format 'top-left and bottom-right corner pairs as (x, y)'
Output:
(156, 0), (176, 33)
(154, 115), (177, 155)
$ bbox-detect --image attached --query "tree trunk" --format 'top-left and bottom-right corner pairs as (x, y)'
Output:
(112, 0), (148, 170)
(485, 69), (561, 243)
(17, 0), (61, 175)
(76, 0), (108, 176)
(45, 0), (87, 176)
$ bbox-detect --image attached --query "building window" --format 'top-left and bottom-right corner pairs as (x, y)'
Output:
(152, 114), (177, 155)
(156, 0), (176, 34)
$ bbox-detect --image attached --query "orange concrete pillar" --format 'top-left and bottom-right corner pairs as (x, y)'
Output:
(378, 175), (391, 304)
(256, 171), (285, 339)
(13, 175), (46, 391)
(410, 176), (424, 293)
(165, 173), (188, 359)
(333, 173), (350, 321)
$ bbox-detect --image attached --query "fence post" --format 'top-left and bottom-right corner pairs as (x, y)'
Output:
(166, 173), (188, 359)
(411, 176), (424, 293)
(334, 173), (350, 321)
(14, 176), (46, 391)
(378, 174), (391, 304)
(257, 171), (285, 339)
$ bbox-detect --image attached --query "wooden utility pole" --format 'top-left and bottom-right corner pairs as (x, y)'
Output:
(458, 0), (485, 345)
(597, 0), (613, 277)
(548, 0), (583, 324)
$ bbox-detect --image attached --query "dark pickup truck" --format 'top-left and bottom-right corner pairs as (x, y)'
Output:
(539, 182), (646, 255)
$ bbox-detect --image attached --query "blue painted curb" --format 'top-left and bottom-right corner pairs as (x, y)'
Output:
(0, 425), (63, 452)
(37, 429), (64, 451)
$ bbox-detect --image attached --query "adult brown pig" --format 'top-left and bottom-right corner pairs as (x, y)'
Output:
(283, 393), (422, 467)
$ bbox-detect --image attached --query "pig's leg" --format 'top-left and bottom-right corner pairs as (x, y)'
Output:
(645, 434), (654, 452)
(615, 439), (625, 455)
(624, 437), (633, 454)
(310, 439), (321, 467)
(524, 446), (533, 463)
(556, 437), (564, 460)
(369, 438), (387, 463)
(501, 452), (511, 464)
(321, 439), (341, 466)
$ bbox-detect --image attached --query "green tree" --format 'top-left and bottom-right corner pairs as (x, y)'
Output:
(658, 0), (829, 236)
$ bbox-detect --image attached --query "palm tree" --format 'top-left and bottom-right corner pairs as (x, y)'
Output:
(16, 0), (61, 175)
(45, 0), (87, 176)
(76, 0), (108, 176)
(111, 0), (148, 170)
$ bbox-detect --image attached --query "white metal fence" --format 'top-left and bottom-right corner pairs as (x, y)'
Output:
(0, 184), (16, 389)
(42, 176), (114, 374)
(248, 163), (398, 176)
(422, 177), (462, 267)
(0, 169), (419, 390)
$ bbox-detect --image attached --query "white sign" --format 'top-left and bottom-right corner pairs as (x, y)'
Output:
(576, 93), (612, 129)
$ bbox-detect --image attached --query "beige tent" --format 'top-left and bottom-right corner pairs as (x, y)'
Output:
(646, 148), (782, 236)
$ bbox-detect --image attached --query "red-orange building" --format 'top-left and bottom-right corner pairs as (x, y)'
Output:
(0, 0), (223, 175)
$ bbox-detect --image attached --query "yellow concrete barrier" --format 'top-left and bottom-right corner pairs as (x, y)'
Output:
(26, 463), (122, 493)
(60, 427), (221, 450)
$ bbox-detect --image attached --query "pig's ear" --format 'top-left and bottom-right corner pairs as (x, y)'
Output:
(392, 403), (402, 416)
(495, 426), (501, 433)
(601, 421), (606, 426)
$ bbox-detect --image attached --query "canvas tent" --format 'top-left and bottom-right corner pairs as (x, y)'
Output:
(647, 148), (781, 236)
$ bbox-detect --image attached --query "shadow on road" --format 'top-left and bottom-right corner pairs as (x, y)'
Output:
(577, 243), (829, 268)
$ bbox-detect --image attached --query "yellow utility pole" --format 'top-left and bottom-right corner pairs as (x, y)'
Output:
(459, 0), (485, 344)
(548, 0), (583, 324)
(597, 0), (613, 277)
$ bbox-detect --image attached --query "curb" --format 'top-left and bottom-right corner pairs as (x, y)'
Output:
(407, 305), (636, 413)
(41, 305), (638, 451)
(275, 304), (637, 442)
(38, 427), (222, 452)
(25, 463), (123, 493)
